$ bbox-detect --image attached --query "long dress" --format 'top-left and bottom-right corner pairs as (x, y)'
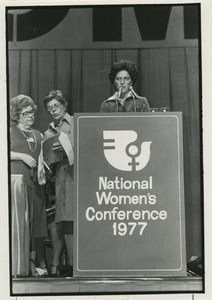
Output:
(10, 125), (48, 238)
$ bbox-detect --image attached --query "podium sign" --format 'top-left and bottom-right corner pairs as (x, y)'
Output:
(74, 112), (186, 277)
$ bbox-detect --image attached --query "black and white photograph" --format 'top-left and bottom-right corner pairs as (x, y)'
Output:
(0, 0), (212, 299)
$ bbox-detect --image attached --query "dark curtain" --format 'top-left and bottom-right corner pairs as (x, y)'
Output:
(8, 47), (202, 259)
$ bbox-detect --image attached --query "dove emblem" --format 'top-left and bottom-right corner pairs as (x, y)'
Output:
(103, 130), (152, 171)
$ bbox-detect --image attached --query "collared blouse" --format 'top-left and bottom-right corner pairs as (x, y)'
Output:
(100, 91), (150, 113)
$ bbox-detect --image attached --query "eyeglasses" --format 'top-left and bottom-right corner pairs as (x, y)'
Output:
(47, 103), (61, 112)
(115, 76), (131, 83)
(20, 109), (35, 118)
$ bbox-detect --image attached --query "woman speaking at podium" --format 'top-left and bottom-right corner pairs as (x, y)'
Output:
(100, 60), (150, 113)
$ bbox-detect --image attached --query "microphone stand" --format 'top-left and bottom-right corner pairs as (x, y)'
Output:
(116, 99), (119, 113)
(130, 86), (137, 112)
(116, 88), (123, 113)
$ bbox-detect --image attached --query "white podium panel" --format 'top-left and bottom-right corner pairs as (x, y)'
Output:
(74, 112), (186, 277)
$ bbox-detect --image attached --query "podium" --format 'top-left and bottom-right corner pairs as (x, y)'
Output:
(74, 112), (186, 277)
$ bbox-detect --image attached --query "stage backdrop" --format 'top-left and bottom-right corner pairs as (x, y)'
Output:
(7, 4), (202, 260)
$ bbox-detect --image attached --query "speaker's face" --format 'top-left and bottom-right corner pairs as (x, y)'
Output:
(114, 70), (132, 98)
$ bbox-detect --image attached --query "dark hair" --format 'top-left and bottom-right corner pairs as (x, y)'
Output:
(10, 94), (37, 122)
(43, 90), (67, 109)
(108, 60), (138, 85)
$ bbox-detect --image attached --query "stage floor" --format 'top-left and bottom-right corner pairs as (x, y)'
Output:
(12, 276), (203, 295)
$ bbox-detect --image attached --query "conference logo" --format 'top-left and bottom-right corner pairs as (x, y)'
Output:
(103, 130), (152, 171)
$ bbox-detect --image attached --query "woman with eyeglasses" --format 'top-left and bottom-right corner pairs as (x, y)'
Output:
(43, 90), (74, 277)
(100, 60), (150, 113)
(10, 94), (48, 277)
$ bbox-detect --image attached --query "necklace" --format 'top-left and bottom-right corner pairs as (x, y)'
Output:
(18, 125), (37, 152)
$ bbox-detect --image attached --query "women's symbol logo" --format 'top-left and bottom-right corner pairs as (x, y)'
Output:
(103, 130), (152, 171)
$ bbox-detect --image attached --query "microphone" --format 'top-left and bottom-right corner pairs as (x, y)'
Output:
(118, 87), (123, 98)
(129, 85), (137, 97)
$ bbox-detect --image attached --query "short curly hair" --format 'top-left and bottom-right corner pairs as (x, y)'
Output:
(10, 94), (37, 122)
(43, 90), (67, 109)
(108, 60), (139, 85)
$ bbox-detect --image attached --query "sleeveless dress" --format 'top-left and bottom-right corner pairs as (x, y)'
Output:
(10, 125), (48, 238)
